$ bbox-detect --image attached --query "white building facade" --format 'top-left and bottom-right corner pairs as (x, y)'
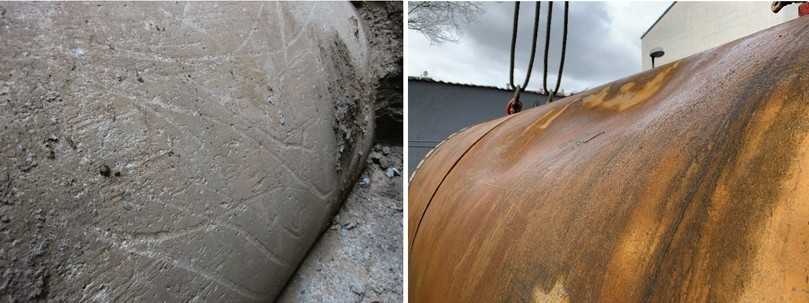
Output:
(641, 2), (798, 70)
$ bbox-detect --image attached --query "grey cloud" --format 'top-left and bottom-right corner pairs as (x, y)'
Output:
(409, 2), (670, 93)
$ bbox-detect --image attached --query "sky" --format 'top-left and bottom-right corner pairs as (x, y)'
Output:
(408, 1), (673, 94)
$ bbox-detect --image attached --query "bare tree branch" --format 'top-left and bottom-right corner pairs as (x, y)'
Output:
(408, 1), (482, 44)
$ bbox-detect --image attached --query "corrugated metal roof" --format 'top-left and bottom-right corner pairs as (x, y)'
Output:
(408, 76), (570, 97)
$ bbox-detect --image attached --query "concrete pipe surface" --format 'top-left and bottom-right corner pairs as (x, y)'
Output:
(409, 17), (809, 302)
(1, 2), (378, 302)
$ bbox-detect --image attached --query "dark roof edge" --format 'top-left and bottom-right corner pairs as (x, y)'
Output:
(641, 2), (677, 39)
(408, 76), (570, 97)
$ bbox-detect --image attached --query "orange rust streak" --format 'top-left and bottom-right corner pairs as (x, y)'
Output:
(583, 62), (680, 111)
(523, 100), (577, 135)
(597, 147), (686, 302)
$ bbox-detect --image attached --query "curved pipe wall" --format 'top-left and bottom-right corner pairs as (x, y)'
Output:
(410, 17), (809, 303)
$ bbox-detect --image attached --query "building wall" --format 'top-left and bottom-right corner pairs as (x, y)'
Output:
(641, 2), (797, 70)
(408, 79), (549, 174)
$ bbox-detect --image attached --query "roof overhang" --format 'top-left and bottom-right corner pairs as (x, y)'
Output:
(641, 2), (677, 40)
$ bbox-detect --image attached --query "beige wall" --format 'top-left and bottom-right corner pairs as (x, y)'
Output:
(641, 2), (797, 70)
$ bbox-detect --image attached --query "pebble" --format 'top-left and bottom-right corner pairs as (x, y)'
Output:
(342, 222), (357, 230)
(385, 167), (399, 178)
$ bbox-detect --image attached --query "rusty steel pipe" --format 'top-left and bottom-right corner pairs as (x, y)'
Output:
(409, 17), (809, 302)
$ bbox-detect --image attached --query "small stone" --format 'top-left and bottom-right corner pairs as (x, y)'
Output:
(343, 222), (357, 230)
(385, 167), (399, 178)
(359, 176), (370, 186)
(381, 146), (390, 155)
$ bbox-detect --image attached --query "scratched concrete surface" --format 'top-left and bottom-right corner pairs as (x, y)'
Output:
(0, 2), (389, 302)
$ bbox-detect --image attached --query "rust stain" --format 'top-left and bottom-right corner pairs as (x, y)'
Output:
(583, 62), (680, 111)
(409, 17), (809, 303)
(598, 147), (686, 302)
(529, 100), (576, 132)
(738, 113), (809, 302)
